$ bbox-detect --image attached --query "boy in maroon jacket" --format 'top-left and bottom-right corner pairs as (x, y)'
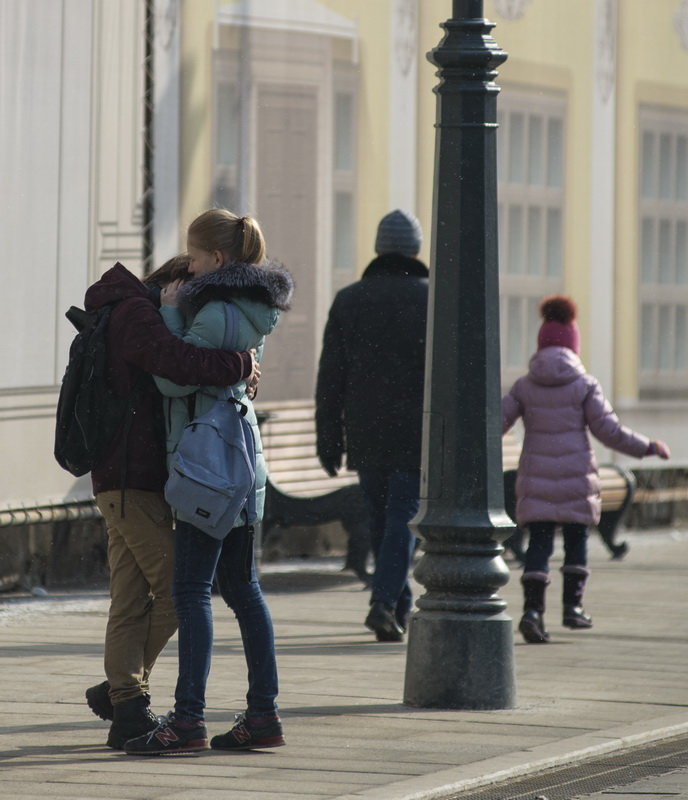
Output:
(82, 261), (258, 749)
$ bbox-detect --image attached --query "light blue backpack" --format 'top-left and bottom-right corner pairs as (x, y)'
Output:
(164, 304), (257, 539)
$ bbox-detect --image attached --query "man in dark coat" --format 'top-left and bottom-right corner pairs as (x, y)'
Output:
(315, 210), (428, 641)
(83, 261), (257, 749)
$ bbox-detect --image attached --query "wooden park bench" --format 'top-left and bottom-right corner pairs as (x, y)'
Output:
(256, 401), (637, 575)
(256, 401), (371, 582)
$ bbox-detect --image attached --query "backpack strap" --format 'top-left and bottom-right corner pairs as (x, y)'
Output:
(186, 392), (196, 422)
(183, 302), (241, 421)
(219, 303), (249, 416)
(221, 302), (258, 538)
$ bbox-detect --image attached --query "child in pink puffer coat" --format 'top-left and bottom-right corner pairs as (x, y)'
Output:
(502, 296), (670, 644)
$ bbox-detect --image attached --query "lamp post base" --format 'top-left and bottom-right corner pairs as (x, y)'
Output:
(403, 610), (517, 709)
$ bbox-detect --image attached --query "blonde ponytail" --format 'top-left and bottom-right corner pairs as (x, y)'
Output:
(187, 209), (267, 266)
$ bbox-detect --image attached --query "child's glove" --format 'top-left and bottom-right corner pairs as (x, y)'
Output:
(646, 440), (671, 459)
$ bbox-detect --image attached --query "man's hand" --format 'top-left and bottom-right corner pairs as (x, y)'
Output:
(246, 349), (261, 399)
(319, 454), (341, 478)
(160, 279), (184, 306)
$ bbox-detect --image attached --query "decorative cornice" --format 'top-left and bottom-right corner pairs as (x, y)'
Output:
(493, 0), (532, 21)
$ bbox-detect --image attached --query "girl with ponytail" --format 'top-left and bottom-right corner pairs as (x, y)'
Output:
(125, 209), (293, 754)
(502, 295), (670, 645)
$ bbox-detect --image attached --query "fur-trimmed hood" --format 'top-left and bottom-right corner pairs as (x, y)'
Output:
(178, 260), (294, 317)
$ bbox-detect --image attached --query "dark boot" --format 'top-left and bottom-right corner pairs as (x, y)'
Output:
(365, 601), (404, 641)
(519, 573), (550, 644)
(373, 606), (410, 642)
(107, 695), (160, 750)
(85, 680), (113, 721)
(562, 566), (593, 629)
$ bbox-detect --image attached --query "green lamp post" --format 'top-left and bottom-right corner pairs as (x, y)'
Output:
(403, 0), (516, 709)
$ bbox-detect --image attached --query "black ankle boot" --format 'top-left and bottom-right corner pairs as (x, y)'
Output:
(520, 574), (550, 644)
(519, 609), (550, 643)
(562, 567), (592, 629)
(365, 601), (404, 641)
(107, 695), (160, 750)
(563, 605), (593, 629)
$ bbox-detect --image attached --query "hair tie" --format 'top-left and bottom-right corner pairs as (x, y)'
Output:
(237, 216), (247, 232)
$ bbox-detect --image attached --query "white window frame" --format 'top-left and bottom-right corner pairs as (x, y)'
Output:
(498, 88), (567, 389)
(637, 105), (688, 399)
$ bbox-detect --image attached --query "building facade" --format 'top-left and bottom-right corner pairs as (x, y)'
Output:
(1, 0), (687, 532)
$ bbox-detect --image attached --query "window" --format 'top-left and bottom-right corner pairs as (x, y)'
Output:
(498, 90), (566, 387)
(638, 106), (688, 397)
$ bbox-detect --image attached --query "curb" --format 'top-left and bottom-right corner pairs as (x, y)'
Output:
(332, 712), (688, 800)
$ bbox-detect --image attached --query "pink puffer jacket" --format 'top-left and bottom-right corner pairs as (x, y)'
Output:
(502, 347), (649, 527)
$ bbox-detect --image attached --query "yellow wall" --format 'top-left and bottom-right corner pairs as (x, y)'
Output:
(418, 1), (595, 350)
(180, 0), (215, 241)
(322, 1), (392, 272)
(178, 0), (688, 404)
(417, 1), (449, 268)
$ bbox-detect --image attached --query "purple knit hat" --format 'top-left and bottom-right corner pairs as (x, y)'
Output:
(537, 295), (580, 354)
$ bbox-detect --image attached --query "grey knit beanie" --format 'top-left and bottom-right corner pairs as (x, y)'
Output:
(374, 209), (422, 257)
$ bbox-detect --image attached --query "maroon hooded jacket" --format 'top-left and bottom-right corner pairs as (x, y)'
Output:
(85, 263), (253, 495)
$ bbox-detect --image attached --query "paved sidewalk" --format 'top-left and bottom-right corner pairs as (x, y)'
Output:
(0, 529), (687, 800)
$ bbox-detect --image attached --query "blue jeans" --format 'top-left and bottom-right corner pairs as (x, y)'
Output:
(173, 521), (278, 722)
(524, 521), (589, 574)
(357, 470), (420, 617)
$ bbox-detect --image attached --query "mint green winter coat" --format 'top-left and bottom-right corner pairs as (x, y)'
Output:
(153, 261), (293, 528)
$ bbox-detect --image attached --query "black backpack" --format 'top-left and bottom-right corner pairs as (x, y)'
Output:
(54, 304), (138, 477)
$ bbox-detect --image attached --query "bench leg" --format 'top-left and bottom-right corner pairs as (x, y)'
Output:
(596, 509), (629, 560)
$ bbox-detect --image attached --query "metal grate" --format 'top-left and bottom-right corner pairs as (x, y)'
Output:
(448, 733), (688, 800)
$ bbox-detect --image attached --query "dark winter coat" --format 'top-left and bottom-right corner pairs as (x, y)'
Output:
(154, 260), (293, 525)
(502, 346), (650, 527)
(315, 253), (429, 472)
(84, 263), (254, 496)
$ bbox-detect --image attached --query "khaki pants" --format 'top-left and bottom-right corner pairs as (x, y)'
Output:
(96, 489), (177, 705)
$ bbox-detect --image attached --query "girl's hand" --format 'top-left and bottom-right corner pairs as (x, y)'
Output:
(160, 279), (184, 306)
(654, 440), (671, 460)
(647, 440), (671, 459)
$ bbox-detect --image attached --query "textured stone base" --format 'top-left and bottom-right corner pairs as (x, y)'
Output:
(403, 609), (517, 709)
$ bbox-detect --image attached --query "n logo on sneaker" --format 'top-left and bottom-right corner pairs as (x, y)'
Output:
(155, 726), (180, 746)
(232, 724), (251, 744)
